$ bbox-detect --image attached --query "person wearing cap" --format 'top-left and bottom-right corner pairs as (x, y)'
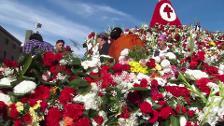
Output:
(96, 32), (110, 55)
(55, 40), (65, 53)
(108, 27), (145, 62)
(23, 33), (54, 55)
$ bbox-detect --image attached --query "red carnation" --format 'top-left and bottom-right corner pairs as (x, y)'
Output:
(159, 106), (173, 120)
(13, 120), (22, 126)
(31, 85), (51, 100)
(140, 79), (148, 88)
(9, 104), (19, 119)
(203, 65), (218, 75)
(140, 101), (152, 114)
(196, 78), (211, 95)
(59, 87), (75, 105)
(22, 113), (32, 124)
(151, 93), (164, 101)
(46, 107), (61, 126)
(0, 101), (8, 119)
(165, 86), (190, 97)
(112, 63), (130, 73)
(3, 59), (18, 68)
(63, 103), (84, 121)
(189, 61), (198, 69)
(187, 110), (195, 117)
(146, 59), (156, 68)
(197, 51), (205, 61)
(120, 106), (130, 119)
(94, 115), (104, 125)
(74, 117), (91, 126)
(148, 110), (159, 124)
(43, 52), (62, 67)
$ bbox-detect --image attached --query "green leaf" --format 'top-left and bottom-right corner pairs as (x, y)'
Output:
(69, 78), (90, 94)
(170, 116), (180, 126)
(130, 87), (150, 91)
(19, 55), (33, 78)
(86, 109), (98, 118)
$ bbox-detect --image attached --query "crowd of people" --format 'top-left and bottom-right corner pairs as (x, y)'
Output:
(22, 33), (71, 55)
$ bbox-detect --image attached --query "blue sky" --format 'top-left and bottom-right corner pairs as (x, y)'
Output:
(0, 0), (224, 55)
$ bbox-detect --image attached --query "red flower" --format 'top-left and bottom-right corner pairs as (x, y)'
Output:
(100, 66), (115, 88)
(40, 101), (48, 112)
(151, 93), (164, 101)
(140, 101), (152, 114)
(146, 59), (156, 68)
(13, 120), (22, 126)
(94, 115), (104, 125)
(189, 61), (198, 69)
(197, 51), (205, 61)
(3, 59), (18, 68)
(63, 103), (84, 121)
(31, 85), (51, 100)
(59, 87), (75, 105)
(88, 32), (95, 39)
(22, 113), (32, 124)
(196, 78), (211, 95)
(74, 117), (91, 126)
(43, 52), (62, 67)
(203, 64), (218, 75)
(175, 104), (187, 114)
(112, 63), (130, 73)
(46, 107), (61, 126)
(9, 104), (19, 119)
(148, 110), (159, 124)
(0, 101), (8, 119)
(165, 86), (190, 97)
(140, 79), (148, 88)
(187, 110), (195, 117)
(159, 106), (173, 120)
(120, 106), (130, 119)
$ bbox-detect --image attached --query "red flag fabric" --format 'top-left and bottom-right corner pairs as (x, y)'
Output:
(150, 0), (181, 27)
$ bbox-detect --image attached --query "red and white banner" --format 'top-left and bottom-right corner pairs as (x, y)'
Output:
(150, 0), (182, 27)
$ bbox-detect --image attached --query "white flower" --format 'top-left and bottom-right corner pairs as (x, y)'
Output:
(120, 49), (129, 56)
(42, 71), (51, 81)
(3, 68), (14, 76)
(73, 86), (99, 110)
(81, 57), (100, 70)
(59, 59), (67, 65)
(118, 113), (138, 126)
(185, 69), (209, 80)
(56, 73), (67, 80)
(165, 52), (176, 60)
(160, 59), (171, 68)
(153, 56), (161, 63)
(180, 116), (187, 126)
(0, 92), (11, 105)
(0, 77), (15, 87)
(136, 73), (150, 81)
(154, 77), (167, 86)
(13, 80), (37, 95)
(207, 82), (219, 95)
(219, 64), (224, 74)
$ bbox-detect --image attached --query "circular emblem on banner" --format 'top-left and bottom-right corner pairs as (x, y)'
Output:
(159, 3), (176, 22)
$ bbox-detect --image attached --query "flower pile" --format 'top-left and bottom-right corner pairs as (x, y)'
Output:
(1, 24), (224, 126)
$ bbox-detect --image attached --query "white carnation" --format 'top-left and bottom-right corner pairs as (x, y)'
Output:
(219, 64), (224, 74)
(73, 92), (99, 110)
(179, 116), (187, 126)
(118, 113), (138, 126)
(154, 77), (167, 86)
(120, 49), (129, 56)
(59, 59), (67, 65)
(13, 80), (36, 95)
(0, 77), (15, 87)
(160, 59), (171, 68)
(81, 57), (100, 70)
(3, 68), (14, 76)
(0, 92), (11, 105)
(165, 52), (176, 60)
(185, 69), (209, 80)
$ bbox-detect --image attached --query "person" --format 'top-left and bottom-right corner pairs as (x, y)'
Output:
(96, 32), (110, 55)
(154, 34), (169, 57)
(23, 33), (54, 55)
(108, 27), (145, 62)
(55, 40), (65, 53)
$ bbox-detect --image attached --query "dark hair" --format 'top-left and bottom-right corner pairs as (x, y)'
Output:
(29, 33), (43, 42)
(97, 32), (108, 41)
(56, 40), (65, 45)
(110, 27), (123, 40)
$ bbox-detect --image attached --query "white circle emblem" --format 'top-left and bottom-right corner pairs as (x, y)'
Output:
(159, 3), (176, 22)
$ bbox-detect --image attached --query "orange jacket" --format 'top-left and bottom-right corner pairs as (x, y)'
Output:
(108, 34), (145, 62)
